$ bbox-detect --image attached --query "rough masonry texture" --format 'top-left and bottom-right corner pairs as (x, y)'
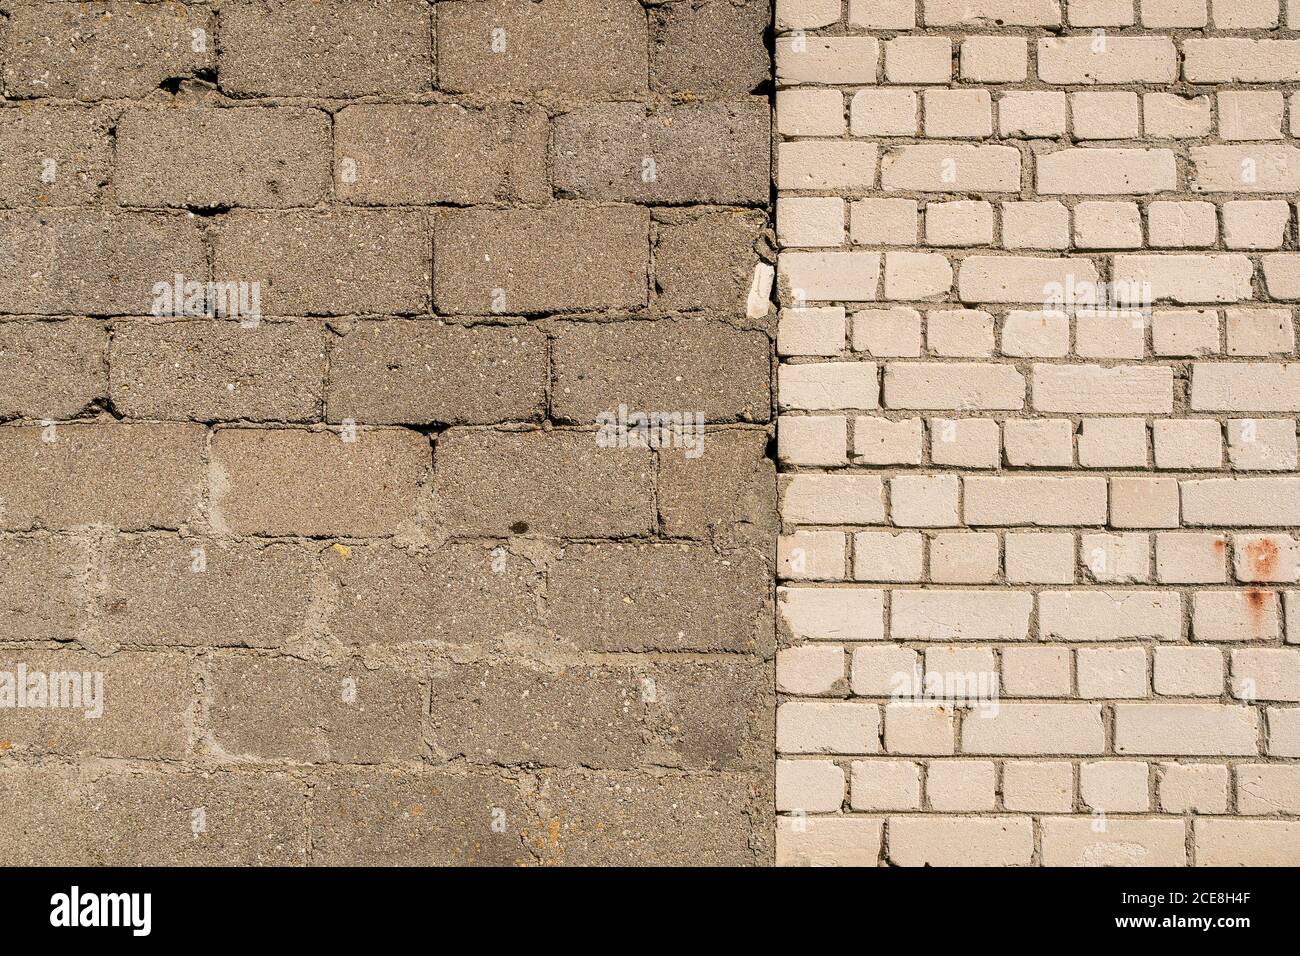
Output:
(0, 0), (776, 866)
(776, 0), (1300, 866)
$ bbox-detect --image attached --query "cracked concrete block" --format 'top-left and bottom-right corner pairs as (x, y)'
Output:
(109, 320), (327, 423)
(3, 2), (215, 99)
(651, 0), (772, 94)
(549, 318), (771, 424)
(334, 104), (551, 206)
(436, 0), (648, 95)
(324, 541), (542, 648)
(311, 769), (532, 866)
(527, 771), (770, 866)
(325, 321), (547, 427)
(211, 210), (431, 316)
(0, 320), (108, 420)
(0, 108), (113, 208)
(432, 205), (649, 315)
(426, 657), (772, 771)
(98, 536), (316, 649)
(654, 210), (769, 313)
(0, 423), (205, 531)
(208, 656), (424, 763)
(219, 0), (432, 97)
(115, 108), (333, 210)
(0, 649), (192, 760)
(433, 429), (656, 538)
(209, 427), (429, 538)
(0, 211), (207, 316)
(553, 102), (770, 205)
(0, 536), (88, 643)
(545, 542), (772, 653)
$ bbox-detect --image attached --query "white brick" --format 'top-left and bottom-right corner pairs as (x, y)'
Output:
(925, 0), (1061, 24)
(965, 476), (1107, 526)
(1002, 645), (1072, 697)
(778, 197), (846, 248)
(1041, 818), (1186, 866)
(1182, 477), (1300, 526)
(883, 252), (953, 300)
(776, 816), (882, 867)
(779, 251), (881, 303)
(848, 0), (916, 27)
(853, 416), (923, 465)
(1077, 646), (1149, 698)
(779, 362), (879, 411)
(929, 417), (1001, 467)
(1039, 591), (1182, 641)
(891, 590), (1033, 641)
(1078, 418), (1148, 468)
(1155, 532), (1228, 584)
(850, 199), (919, 246)
(852, 644), (920, 696)
(852, 307), (922, 356)
(884, 702), (955, 755)
(962, 704), (1106, 755)
(782, 474), (887, 524)
(778, 307), (846, 357)
(776, 759), (846, 812)
(1003, 761), (1074, 812)
(890, 474), (960, 527)
(881, 146), (1021, 192)
(884, 363), (1025, 411)
(779, 529), (847, 581)
(883, 37), (951, 84)
(778, 142), (878, 191)
(887, 816), (1034, 867)
(926, 760), (996, 811)
(779, 587), (887, 641)
(1080, 761), (1150, 812)
(1114, 703), (1258, 756)
(777, 36), (879, 85)
(1113, 255), (1254, 304)
(960, 36), (1028, 82)
(926, 309), (994, 357)
(1159, 763), (1228, 813)
(778, 414), (848, 466)
(777, 646), (847, 695)
(1005, 532), (1075, 583)
(1037, 37), (1178, 84)
(958, 256), (1100, 303)
(778, 701), (878, 753)
(1038, 149), (1176, 195)
(1032, 365), (1173, 414)
(1000, 311), (1070, 357)
(853, 531), (924, 582)
(1154, 646), (1225, 697)
(850, 759), (921, 810)
(850, 90), (917, 137)
(777, 89), (847, 137)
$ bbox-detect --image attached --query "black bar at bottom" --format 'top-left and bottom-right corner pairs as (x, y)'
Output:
(0, 865), (1283, 942)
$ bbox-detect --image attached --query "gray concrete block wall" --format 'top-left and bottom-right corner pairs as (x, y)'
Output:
(0, 0), (776, 866)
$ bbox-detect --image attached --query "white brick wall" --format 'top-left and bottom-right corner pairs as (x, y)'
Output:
(775, 0), (1300, 867)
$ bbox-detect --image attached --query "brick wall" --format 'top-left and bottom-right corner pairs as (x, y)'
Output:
(0, 0), (775, 866)
(775, 0), (1300, 866)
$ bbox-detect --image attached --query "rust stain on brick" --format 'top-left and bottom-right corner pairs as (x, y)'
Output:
(1245, 538), (1280, 580)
